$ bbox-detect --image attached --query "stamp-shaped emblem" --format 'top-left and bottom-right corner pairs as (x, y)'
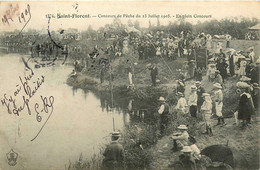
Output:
(6, 149), (18, 166)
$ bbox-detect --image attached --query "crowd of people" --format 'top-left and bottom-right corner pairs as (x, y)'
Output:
(152, 36), (259, 169)
(156, 80), (258, 169)
(83, 29), (260, 170)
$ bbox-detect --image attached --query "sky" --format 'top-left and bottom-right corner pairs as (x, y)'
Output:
(0, 1), (260, 32)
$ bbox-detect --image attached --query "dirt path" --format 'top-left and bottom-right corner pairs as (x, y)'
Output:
(150, 116), (260, 169)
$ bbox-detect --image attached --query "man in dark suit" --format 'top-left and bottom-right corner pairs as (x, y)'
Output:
(102, 132), (124, 170)
(195, 81), (205, 119)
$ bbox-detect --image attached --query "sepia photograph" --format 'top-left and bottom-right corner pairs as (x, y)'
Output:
(0, 1), (260, 170)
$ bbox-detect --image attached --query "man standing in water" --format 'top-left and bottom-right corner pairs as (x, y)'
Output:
(158, 97), (170, 135)
(102, 132), (124, 170)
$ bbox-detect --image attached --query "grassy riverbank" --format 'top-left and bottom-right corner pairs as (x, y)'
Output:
(66, 39), (260, 170)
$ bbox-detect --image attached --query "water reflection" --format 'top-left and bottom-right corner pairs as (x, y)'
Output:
(0, 51), (161, 170)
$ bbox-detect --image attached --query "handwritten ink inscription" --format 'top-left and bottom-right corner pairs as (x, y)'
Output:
(1, 4), (31, 33)
(0, 68), (54, 141)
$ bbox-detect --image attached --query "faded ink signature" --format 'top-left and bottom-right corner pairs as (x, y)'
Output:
(0, 68), (55, 141)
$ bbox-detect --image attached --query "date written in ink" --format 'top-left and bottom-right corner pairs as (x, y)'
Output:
(2, 4), (31, 33)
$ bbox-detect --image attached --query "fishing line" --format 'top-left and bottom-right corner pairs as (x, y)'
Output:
(146, 38), (176, 77)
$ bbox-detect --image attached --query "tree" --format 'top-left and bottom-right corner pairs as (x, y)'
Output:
(157, 18), (160, 27)
(148, 20), (152, 29)
(134, 20), (140, 30)
(127, 20), (134, 27)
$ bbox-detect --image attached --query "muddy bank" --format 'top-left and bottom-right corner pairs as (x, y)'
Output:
(67, 72), (173, 104)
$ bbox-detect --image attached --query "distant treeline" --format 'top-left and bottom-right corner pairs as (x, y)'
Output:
(147, 17), (259, 39)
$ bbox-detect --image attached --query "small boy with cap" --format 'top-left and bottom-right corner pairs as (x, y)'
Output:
(201, 93), (213, 136)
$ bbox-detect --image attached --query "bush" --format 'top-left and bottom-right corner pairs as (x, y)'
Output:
(67, 151), (104, 170)
(120, 122), (158, 169)
(164, 108), (202, 137)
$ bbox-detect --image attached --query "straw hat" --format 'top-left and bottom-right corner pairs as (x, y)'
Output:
(237, 50), (243, 54)
(191, 85), (197, 90)
(240, 76), (251, 82)
(256, 58), (260, 64)
(195, 81), (201, 85)
(202, 93), (210, 97)
(181, 146), (192, 153)
(226, 48), (236, 53)
(213, 83), (222, 89)
(248, 47), (254, 51)
(111, 131), (121, 137)
(253, 83), (259, 88)
(146, 63), (152, 68)
(176, 92), (184, 97)
(158, 97), (166, 102)
(236, 82), (250, 89)
(208, 58), (215, 62)
(177, 125), (188, 130)
(209, 64), (216, 67)
(178, 80), (184, 87)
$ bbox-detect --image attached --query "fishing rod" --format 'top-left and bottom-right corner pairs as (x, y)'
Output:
(147, 39), (175, 76)
(134, 67), (148, 75)
(108, 53), (116, 132)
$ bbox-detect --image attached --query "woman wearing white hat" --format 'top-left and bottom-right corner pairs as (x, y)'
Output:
(213, 83), (225, 126)
(201, 93), (213, 136)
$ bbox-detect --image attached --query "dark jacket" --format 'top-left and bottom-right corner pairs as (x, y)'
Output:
(238, 93), (253, 120)
(150, 66), (158, 77)
(197, 86), (205, 106)
(103, 141), (124, 169)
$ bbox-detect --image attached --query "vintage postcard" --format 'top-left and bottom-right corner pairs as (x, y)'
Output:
(0, 1), (260, 170)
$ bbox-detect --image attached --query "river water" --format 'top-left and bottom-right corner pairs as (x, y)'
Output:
(0, 51), (135, 170)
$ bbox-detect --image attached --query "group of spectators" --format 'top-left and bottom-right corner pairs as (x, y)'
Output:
(155, 35), (259, 168)
(106, 30), (202, 61)
(100, 30), (260, 170)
